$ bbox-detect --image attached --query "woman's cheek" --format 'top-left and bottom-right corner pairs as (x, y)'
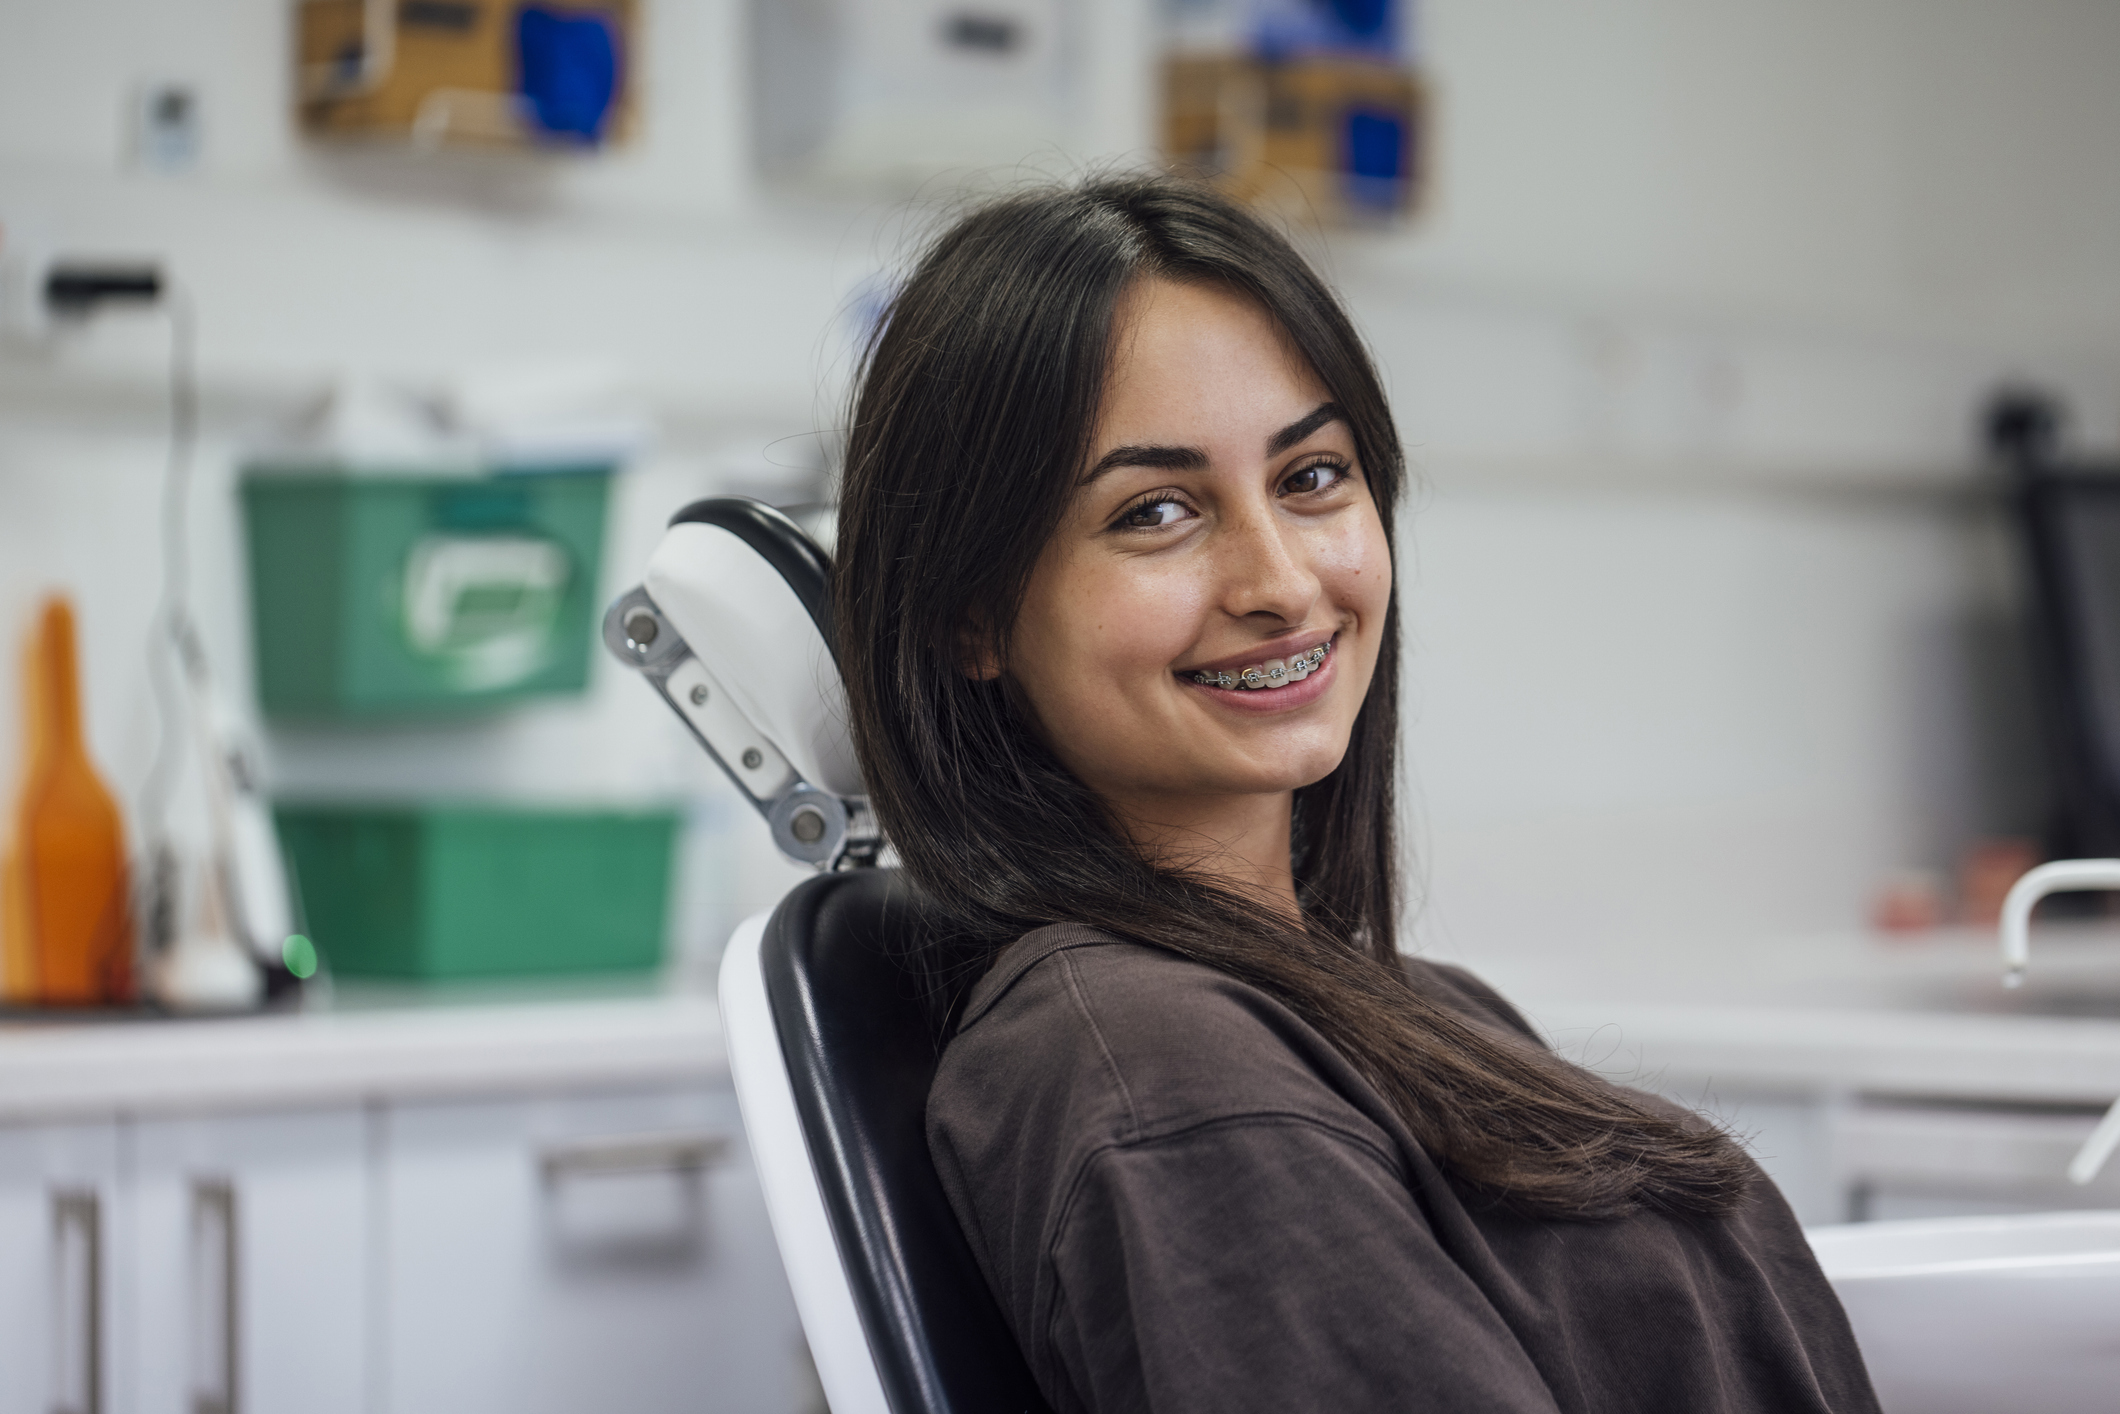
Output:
(1303, 522), (1381, 611)
(1105, 563), (1215, 668)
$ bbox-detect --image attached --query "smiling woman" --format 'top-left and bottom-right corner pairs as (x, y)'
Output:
(1001, 279), (1393, 915)
(832, 176), (1879, 1414)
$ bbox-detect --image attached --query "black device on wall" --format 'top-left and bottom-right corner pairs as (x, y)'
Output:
(1990, 391), (2120, 859)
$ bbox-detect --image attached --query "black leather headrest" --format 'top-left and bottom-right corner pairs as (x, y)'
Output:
(763, 869), (1052, 1414)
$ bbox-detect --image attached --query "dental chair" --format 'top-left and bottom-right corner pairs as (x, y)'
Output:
(604, 499), (1051, 1414)
(612, 496), (2120, 1414)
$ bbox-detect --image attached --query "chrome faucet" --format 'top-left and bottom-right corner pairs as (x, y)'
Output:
(1999, 859), (2120, 1184)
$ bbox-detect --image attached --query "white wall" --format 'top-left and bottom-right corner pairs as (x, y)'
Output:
(1400, 483), (2018, 961)
(3, 0), (2119, 974)
(1404, 0), (2120, 344)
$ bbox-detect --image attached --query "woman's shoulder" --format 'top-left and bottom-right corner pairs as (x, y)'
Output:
(1403, 955), (1545, 1044)
(931, 923), (1391, 1153)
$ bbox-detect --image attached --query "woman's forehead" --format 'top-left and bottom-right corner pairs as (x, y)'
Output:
(1097, 279), (1330, 446)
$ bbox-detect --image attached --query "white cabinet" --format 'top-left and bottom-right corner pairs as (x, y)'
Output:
(0, 1082), (807, 1414)
(127, 1108), (370, 1414)
(1661, 1084), (2120, 1226)
(0, 1001), (805, 1411)
(0, 1121), (122, 1414)
(0, 1109), (370, 1414)
(382, 1084), (806, 1414)
(1833, 1097), (2120, 1221)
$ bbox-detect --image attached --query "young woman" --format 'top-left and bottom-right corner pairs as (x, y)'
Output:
(832, 175), (1877, 1414)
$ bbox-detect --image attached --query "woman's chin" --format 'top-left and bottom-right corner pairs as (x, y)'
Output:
(1200, 741), (1352, 798)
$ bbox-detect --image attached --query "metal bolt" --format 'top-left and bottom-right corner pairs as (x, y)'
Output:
(789, 806), (827, 844)
(688, 683), (708, 706)
(741, 748), (763, 770)
(623, 610), (659, 648)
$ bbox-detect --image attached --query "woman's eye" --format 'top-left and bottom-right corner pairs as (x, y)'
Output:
(1115, 497), (1192, 530)
(1282, 461), (1349, 496)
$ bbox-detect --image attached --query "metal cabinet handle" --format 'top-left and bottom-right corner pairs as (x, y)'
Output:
(537, 1132), (731, 1183)
(537, 1132), (730, 1262)
(51, 1189), (101, 1414)
(191, 1180), (238, 1414)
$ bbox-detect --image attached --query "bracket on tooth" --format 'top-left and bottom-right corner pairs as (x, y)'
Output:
(1194, 642), (1331, 690)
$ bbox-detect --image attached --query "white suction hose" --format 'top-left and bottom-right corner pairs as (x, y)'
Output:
(2067, 1104), (2120, 1187)
(1995, 859), (2120, 1185)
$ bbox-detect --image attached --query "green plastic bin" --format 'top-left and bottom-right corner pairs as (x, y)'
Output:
(240, 468), (611, 719)
(274, 804), (678, 978)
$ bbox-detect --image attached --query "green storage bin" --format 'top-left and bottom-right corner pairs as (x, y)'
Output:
(241, 468), (611, 719)
(275, 804), (678, 978)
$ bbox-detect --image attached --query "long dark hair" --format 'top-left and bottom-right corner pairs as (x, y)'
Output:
(834, 174), (1750, 1220)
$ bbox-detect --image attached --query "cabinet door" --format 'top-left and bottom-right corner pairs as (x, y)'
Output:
(383, 1085), (806, 1414)
(127, 1108), (369, 1414)
(1836, 1097), (2120, 1221)
(0, 1121), (121, 1414)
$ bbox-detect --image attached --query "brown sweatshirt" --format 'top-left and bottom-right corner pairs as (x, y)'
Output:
(926, 923), (1880, 1414)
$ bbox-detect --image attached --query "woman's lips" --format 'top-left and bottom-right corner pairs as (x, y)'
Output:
(1178, 636), (1339, 712)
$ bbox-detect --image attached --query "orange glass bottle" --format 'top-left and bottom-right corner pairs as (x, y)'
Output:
(2, 598), (134, 1005)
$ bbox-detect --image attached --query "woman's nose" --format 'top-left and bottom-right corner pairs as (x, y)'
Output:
(1215, 504), (1320, 624)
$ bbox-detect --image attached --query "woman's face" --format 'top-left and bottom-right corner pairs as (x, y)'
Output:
(1004, 278), (1393, 828)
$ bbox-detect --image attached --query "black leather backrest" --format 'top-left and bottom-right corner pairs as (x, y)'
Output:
(763, 869), (1052, 1414)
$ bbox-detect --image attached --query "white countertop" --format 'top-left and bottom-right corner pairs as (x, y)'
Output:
(1450, 920), (2120, 1104)
(1520, 996), (2120, 1103)
(0, 975), (724, 1123)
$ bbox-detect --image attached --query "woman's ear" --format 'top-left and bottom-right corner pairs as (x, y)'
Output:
(958, 614), (1004, 681)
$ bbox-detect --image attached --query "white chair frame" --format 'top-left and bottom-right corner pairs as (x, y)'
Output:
(719, 909), (893, 1414)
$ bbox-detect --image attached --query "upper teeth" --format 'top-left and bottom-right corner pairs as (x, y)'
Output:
(1194, 642), (1330, 690)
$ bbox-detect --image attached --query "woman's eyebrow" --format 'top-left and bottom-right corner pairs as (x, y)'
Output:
(1080, 402), (1346, 484)
(1267, 401), (1345, 456)
(1082, 442), (1208, 483)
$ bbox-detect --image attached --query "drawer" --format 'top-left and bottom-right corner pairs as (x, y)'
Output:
(380, 1082), (809, 1414)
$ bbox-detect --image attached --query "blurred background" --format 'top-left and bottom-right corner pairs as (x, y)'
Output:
(4, 1), (2120, 1411)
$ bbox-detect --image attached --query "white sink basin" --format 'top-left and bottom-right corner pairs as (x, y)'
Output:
(1808, 1211), (2120, 1413)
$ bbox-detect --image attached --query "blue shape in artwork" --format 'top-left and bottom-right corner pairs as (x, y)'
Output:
(516, 6), (620, 143)
(1328, 0), (1392, 39)
(1343, 107), (1404, 204)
